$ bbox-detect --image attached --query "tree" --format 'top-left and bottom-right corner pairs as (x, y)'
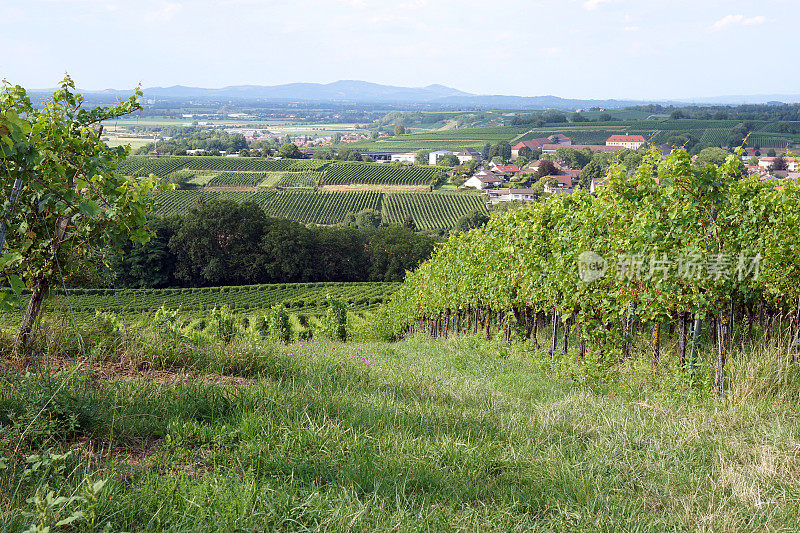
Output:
(438, 154), (459, 167)
(767, 148), (777, 157)
(482, 143), (492, 161)
(415, 150), (431, 165)
(366, 226), (433, 281)
(695, 147), (731, 167)
(579, 159), (602, 189)
(355, 209), (382, 228)
(535, 159), (558, 180)
(0, 77), (161, 350)
(541, 110), (567, 124)
(170, 201), (276, 286)
(111, 216), (180, 288)
(277, 143), (303, 159)
(489, 141), (512, 162)
(770, 156), (788, 171)
(394, 124), (406, 136)
(517, 146), (533, 160)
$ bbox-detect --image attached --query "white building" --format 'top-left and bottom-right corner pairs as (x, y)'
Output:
(391, 152), (417, 165)
(429, 150), (454, 165)
(758, 157), (799, 172)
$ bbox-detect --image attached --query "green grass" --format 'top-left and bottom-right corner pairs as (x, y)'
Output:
(7, 282), (400, 317)
(4, 321), (800, 531)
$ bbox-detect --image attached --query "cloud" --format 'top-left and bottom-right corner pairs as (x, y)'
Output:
(624, 25), (639, 31)
(710, 14), (766, 31)
(583, 0), (611, 10)
(145, 2), (182, 22)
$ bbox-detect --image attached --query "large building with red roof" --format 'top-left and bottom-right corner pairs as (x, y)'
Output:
(606, 134), (646, 149)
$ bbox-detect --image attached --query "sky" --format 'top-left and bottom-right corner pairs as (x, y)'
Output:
(2, 0), (797, 100)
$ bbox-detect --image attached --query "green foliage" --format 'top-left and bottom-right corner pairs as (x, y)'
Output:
(0, 77), (163, 339)
(321, 295), (348, 341)
(3, 370), (102, 446)
(209, 305), (237, 343)
(14, 282), (401, 316)
(382, 147), (800, 353)
(322, 161), (445, 187)
(267, 303), (292, 343)
(381, 192), (487, 231)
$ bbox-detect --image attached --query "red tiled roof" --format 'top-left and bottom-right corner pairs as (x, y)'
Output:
(543, 175), (573, 187)
(542, 144), (625, 152)
(607, 134), (646, 143)
(513, 139), (552, 150)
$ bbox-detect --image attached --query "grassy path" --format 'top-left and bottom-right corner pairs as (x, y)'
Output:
(3, 336), (800, 531)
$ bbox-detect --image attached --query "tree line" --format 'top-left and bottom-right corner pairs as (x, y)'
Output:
(111, 200), (437, 288)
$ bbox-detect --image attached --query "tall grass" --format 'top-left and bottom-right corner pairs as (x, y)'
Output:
(2, 317), (800, 530)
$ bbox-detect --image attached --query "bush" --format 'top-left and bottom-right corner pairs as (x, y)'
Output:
(320, 295), (348, 341)
(267, 304), (292, 344)
(2, 368), (104, 446)
(209, 306), (237, 344)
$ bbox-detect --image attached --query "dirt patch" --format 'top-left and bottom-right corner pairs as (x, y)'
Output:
(2, 353), (258, 387)
(319, 185), (429, 192)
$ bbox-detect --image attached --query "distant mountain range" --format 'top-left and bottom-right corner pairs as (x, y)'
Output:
(65, 80), (800, 109)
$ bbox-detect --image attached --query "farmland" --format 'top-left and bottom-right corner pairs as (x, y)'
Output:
(263, 190), (382, 225)
(382, 192), (487, 230)
(6, 281), (400, 321)
(117, 155), (487, 229)
(149, 188), (487, 228)
(321, 161), (444, 186)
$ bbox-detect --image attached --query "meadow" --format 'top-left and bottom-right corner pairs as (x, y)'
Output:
(3, 311), (800, 531)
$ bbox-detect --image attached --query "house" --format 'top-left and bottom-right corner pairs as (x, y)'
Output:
(486, 189), (511, 205)
(590, 178), (609, 193)
(362, 151), (392, 162)
(541, 143), (625, 155)
(757, 157), (799, 172)
(745, 165), (767, 177)
(465, 172), (504, 189)
(511, 135), (572, 158)
(390, 152), (417, 165)
(456, 148), (482, 164)
(509, 188), (537, 201)
(606, 134), (646, 149)
(544, 183), (574, 195)
(429, 150), (454, 165)
(494, 165), (521, 177)
(545, 175), (574, 189)
(486, 188), (538, 205)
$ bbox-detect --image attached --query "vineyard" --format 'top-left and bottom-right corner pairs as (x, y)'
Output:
(207, 171), (267, 187)
(274, 171), (321, 188)
(148, 188), (486, 229)
(322, 162), (445, 186)
(381, 147), (800, 394)
(262, 190), (381, 225)
(9, 282), (401, 317)
(150, 190), (277, 215)
(120, 156), (449, 188)
(382, 192), (487, 231)
(117, 155), (327, 177)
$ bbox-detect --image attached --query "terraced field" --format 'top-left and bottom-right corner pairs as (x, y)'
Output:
(262, 190), (382, 225)
(382, 192), (487, 231)
(9, 282), (400, 316)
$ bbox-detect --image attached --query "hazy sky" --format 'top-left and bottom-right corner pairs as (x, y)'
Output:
(2, 0), (796, 100)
